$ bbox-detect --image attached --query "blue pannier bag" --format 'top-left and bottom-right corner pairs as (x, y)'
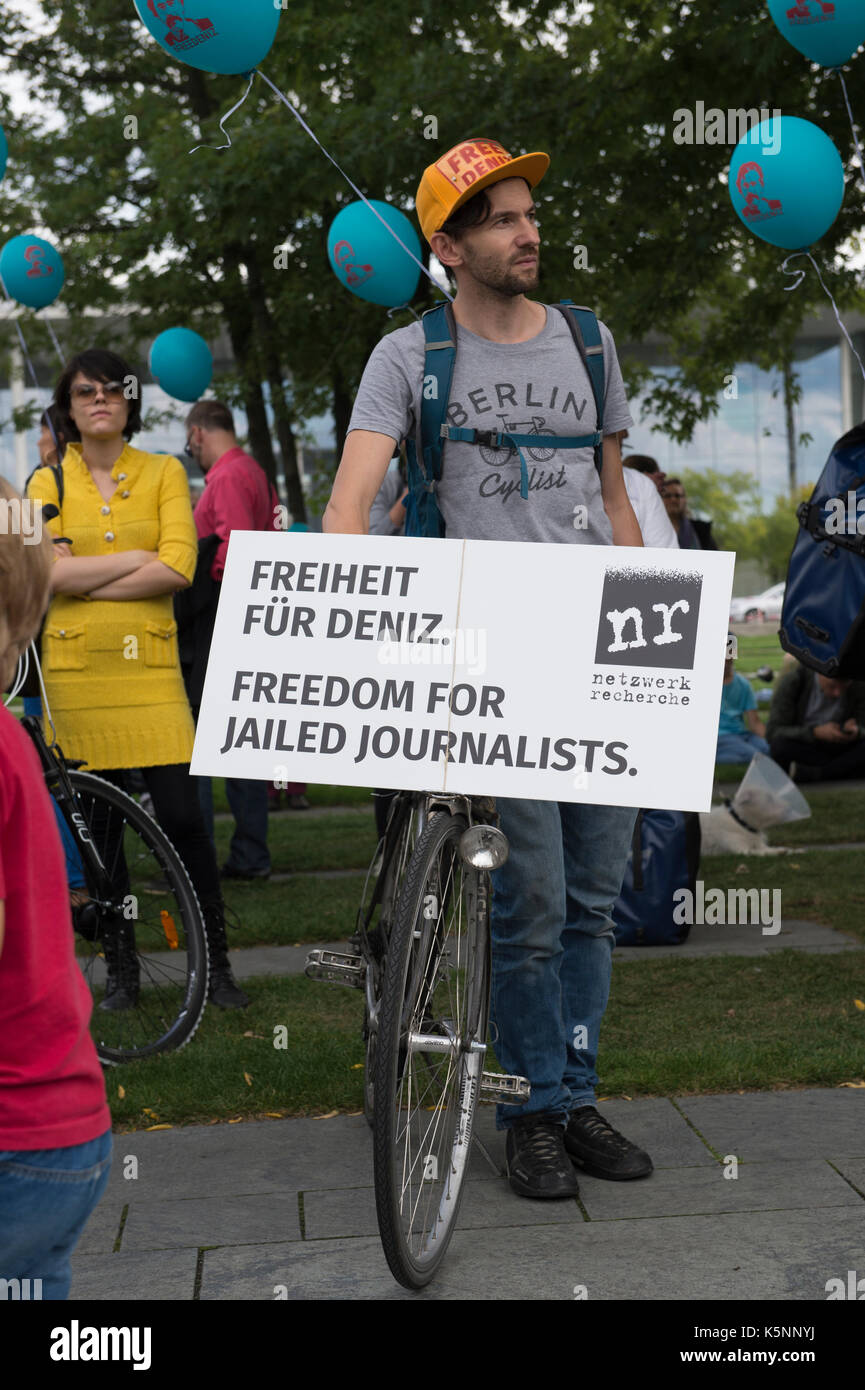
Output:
(780, 422), (865, 678)
(611, 809), (701, 946)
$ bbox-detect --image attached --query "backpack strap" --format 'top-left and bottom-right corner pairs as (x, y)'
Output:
(554, 302), (605, 475)
(404, 300), (456, 537)
(24, 460), (64, 517)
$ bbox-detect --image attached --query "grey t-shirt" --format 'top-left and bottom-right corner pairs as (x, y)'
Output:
(348, 305), (634, 546)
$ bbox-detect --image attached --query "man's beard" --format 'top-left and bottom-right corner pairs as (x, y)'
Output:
(461, 249), (540, 297)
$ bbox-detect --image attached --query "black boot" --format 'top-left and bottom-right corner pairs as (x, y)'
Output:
(100, 919), (140, 1011)
(204, 908), (249, 1009)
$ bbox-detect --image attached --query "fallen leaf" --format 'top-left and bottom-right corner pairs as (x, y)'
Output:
(839, 1081), (865, 1088)
(727, 1008), (735, 1017)
(622, 1094), (632, 1101)
(314, 1110), (339, 1120)
(228, 1117), (243, 1124)
(145, 1124), (172, 1131)
(243, 1072), (253, 1086)
(265, 1111), (283, 1118)
(854, 999), (865, 1011)
(350, 1063), (364, 1070)
(117, 1085), (125, 1099)
(142, 1108), (158, 1119)
(242, 1031), (267, 1039)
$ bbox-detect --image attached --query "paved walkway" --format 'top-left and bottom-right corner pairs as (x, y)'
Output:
(69, 1089), (865, 1300)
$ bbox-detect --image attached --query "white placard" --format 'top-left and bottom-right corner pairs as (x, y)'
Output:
(191, 532), (735, 811)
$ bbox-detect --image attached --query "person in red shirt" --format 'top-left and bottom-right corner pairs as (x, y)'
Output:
(184, 400), (280, 879)
(0, 476), (112, 1300)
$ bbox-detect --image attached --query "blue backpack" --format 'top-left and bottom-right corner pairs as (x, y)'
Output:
(780, 423), (865, 678)
(403, 300), (607, 538)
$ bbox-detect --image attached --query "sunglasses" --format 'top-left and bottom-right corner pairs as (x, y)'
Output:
(70, 381), (126, 402)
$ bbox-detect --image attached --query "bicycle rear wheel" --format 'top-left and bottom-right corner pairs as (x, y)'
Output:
(373, 810), (489, 1288)
(47, 768), (209, 1064)
(356, 793), (419, 1126)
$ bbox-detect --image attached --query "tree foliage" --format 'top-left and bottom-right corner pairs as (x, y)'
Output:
(0, 0), (862, 515)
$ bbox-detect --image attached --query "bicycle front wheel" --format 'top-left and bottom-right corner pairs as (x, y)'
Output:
(357, 793), (419, 1127)
(48, 768), (209, 1064)
(373, 811), (489, 1288)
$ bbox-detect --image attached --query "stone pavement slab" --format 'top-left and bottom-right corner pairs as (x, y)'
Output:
(676, 1090), (865, 1161)
(70, 1249), (198, 1301)
(200, 1207), (865, 1301)
(69, 1089), (865, 1301)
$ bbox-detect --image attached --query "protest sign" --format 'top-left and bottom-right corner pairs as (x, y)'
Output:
(191, 533), (734, 810)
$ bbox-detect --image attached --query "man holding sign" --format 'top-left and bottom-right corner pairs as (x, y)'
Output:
(324, 137), (653, 1199)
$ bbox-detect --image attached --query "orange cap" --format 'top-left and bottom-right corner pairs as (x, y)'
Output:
(415, 137), (550, 244)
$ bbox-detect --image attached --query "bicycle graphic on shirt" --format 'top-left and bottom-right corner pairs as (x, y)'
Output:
(477, 412), (558, 467)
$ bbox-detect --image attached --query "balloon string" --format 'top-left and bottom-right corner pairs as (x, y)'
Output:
(835, 69), (865, 198)
(45, 316), (65, 365)
(780, 250), (865, 387)
(253, 68), (452, 303)
(189, 70), (257, 154)
(0, 273), (42, 390)
(387, 302), (422, 322)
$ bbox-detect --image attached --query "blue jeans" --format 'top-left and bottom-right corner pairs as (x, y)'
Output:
(716, 732), (769, 764)
(490, 799), (638, 1129)
(0, 1129), (112, 1299)
(198, 777), (270, 875)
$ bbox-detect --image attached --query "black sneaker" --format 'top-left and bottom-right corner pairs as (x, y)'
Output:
(209, 966), (250, 1009)
(564, 1106), (653, 1180)
(505, 1115), (580, 1199)
(220, 863), (270, 881)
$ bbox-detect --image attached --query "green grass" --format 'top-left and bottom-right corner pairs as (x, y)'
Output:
(215, 809), (376, 876)
(221, 874), (364, 948)
(699, 848), (865, 946)
(107, 952), (865, 1130)
(210, 780), (373, 813)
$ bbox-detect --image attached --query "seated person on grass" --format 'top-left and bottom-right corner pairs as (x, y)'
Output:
(767, 664), (865, 784)
(716, 634), (769, 764)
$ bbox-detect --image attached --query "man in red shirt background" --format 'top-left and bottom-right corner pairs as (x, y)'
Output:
(185, 399), (279, 881)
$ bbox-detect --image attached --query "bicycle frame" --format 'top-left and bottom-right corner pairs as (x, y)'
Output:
(21, 715), (113, 888)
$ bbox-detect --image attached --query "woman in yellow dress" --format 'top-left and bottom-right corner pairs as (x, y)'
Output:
(28, 348), (246, 1010)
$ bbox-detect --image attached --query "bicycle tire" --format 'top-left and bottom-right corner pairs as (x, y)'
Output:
(373, 810), (490, 1288)
(357, 794), (419, 1127)
(46, 768), (209, 1064)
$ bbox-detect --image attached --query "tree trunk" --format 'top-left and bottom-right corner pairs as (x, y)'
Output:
(244, 246), (306, 521)
(219, 245), (279, 489)
(782, 359), (797, 496)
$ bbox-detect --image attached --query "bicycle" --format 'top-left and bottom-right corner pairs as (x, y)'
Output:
(477, 413), (558, 467)
(11, 647), (209, 1064)
(307, 788), (530, 1289)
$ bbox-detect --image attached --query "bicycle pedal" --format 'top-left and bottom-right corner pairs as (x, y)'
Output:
(304, 949), (366, 988)
(480, 1071), (531, 1104)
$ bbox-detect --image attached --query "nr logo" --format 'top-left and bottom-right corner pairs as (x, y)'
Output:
(594, 567), (702, 671)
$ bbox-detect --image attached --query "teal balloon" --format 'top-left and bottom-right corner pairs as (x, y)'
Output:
(327, 201), (421, 308)
(0, 126), (7, 184)
(149, 327), (213, 402)
(728, 116), (844, 250)
(133, 0), (279, 75)
(768, 0), (865, 69)
(0, 234), (65, 308)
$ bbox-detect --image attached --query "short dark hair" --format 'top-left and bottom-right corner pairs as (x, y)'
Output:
(624, 454), (661, 474)
(185, 399), (234, 433)
(438, 175), (533, 242)
(663, 476), (683, 488)
(52, 348), (142, 442)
